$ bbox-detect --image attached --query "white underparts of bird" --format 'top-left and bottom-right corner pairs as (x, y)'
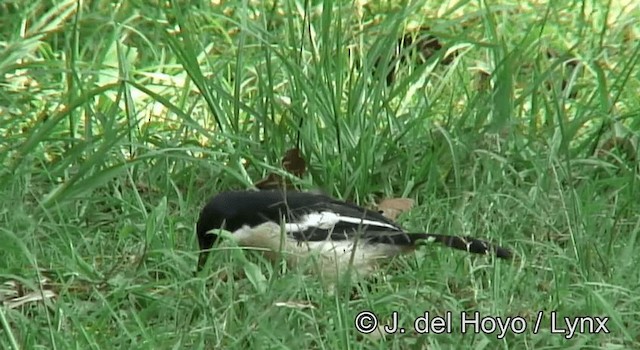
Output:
(196, 190), (512, 284)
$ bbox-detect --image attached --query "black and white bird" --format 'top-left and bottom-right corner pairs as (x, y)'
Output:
(196, 190), (511, 284)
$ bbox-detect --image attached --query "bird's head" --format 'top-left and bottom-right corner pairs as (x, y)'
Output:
(196, 213), (224, 271)
(195, 191), (272, 271)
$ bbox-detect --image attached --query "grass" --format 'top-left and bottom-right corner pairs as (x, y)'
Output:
(1, 0), (639, 348)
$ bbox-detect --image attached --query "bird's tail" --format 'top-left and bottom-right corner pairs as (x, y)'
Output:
(410, 233), (512, 259)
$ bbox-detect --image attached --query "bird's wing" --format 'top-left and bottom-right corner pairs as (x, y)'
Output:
(278, 199), (413, 244)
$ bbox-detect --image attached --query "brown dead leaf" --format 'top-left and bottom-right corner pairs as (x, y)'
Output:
(4, 290), (57, 309)
(254, 173), (293, 190)
(597, 136), (637, 161)
(377, 26), (459, 85)
(544, 48), (580, 99)
(1, 277), (57, 309)
(474, 68), (492, 92)
(377, 198), (415, 221)
(282, 147), (306, 177)
(255, 147), (306, 190)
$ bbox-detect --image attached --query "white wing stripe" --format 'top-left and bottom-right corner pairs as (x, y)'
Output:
(332, 214), (398, 229)
(282, 211), (397, 232)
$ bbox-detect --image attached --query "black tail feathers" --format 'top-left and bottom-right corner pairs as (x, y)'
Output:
(413, 233), (512, 259)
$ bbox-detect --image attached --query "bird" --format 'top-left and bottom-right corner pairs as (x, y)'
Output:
(195, 189), (512, 285)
